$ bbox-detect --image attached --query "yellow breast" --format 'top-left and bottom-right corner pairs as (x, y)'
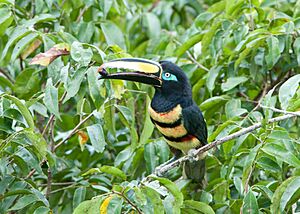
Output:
(166, 137), (201, 154)
(148, 104), (182, 124)
(156, 124), (187, 138)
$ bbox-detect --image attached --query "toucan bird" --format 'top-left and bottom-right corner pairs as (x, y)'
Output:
(99, 58), (208, 183)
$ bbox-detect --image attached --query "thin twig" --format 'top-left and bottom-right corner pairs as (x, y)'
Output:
(148, 0), (160, 12)
(50, 184), (79, 194)
(155, 112), (299, 175)
(0, 68), (14, 83)
(259, 105), (300, 117)
(76, 6), (87, 22)
(248, 0), (255, 30)
(40, 182), (75, 187)
(112, 191), (142, 214)
(46, 118), (56, 199)
(54, 112), (94, 151)
(173, 39), (209, 72)
(186, 50), (210, 72)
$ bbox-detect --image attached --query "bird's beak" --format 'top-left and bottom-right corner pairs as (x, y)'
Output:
(98, 58), (162, 87)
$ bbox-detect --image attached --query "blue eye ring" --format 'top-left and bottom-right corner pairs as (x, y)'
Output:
(162, 72), (178, 81)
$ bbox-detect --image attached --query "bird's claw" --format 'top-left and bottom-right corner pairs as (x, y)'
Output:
(187, 149), (199, 162)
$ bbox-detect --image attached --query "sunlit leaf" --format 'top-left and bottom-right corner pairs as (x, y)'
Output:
(100, 165), (127, 180)
(278, 74), (300, 110)
(86, 123), (106, 153)
(221, 77), (248, 92)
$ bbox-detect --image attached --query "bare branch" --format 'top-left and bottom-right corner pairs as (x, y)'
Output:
(259, 105), (300, 117)
(155, 112), (299, 175)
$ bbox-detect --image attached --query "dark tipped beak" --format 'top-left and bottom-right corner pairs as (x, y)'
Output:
(98, 58), (162, 87)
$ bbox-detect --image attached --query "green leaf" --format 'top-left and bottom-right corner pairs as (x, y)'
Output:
(64, 67), (86, 102)
(262, 142), (300, 168)
(144, 13), (161, 38)
(279, 176), (300, 212)
(1, 26), (32, 61)
(242, 189), (259, 214)
(73, 187), (86, 210)
(182, 200), (215, 214)
(101, 21), (126, 50)
(150, 176), (183, 214)
(70, 41), (93, 66)
(144, 142), (159, 174)
(107, 196), (123, 214)
(99, 0), (113, 19)
(176, 34), (203, 57)
(278, 74), (300, 110)
(142, 186), (164, 214)
(11, 32), (39, 61)
(293, 37), (300, 65)
(115, 104), (132, 127)
(221, 77), (248, 92)
(87, 67), (102, 109)
(100, 165), (127, 180)
(25, 130), (47, 159)
(2, 94), (35, 129)
(200, 96), (228, 111)
(225, 99), (248, 119)
(0, 6), (13, 36)
(271, 176), (299, 213)
(14, 68), (41, 99)
(265, 36), (281, 69)
(43, 78), (61, 120)
(3, 108), (25, 124)
(139, 95), (154, 145)
(74, 196), (103, 214)
(33, 206), (50, 214)
(86, 123), (106, 153)
(8, 194), (39, 211)
(206, 66), (222, 93)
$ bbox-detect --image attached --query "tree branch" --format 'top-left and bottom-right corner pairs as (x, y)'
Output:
(155, 111), (300, 175)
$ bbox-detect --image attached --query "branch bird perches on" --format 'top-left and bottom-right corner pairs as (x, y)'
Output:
(153, 110), (300, 176)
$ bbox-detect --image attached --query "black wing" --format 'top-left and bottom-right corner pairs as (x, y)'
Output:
(182, 103), (207, 146)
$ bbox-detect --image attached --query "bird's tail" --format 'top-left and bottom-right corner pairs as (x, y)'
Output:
(183, 158), (206, 186)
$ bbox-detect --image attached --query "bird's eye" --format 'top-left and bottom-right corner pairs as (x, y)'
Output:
(162, 72), (178, 81)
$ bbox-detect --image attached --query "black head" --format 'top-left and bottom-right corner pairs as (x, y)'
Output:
(158, 60), (192, 99)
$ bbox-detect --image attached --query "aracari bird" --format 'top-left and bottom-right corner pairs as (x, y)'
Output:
(99, 58), (207, 183)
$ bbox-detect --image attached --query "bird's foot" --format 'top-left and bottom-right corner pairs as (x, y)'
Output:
(187, 149), (199, 162)
(154, 166), (164, 177)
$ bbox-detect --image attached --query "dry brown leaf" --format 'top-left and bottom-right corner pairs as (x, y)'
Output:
(78, 130), (89, 150)
(29, 43), (70, 66)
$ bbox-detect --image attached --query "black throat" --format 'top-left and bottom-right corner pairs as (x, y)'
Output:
(150, 86), (193, 113)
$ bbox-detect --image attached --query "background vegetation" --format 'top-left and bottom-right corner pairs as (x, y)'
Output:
(0, 0), (300, 213)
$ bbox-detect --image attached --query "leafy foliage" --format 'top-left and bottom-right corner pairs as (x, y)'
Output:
(0, 0), (300, 213)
